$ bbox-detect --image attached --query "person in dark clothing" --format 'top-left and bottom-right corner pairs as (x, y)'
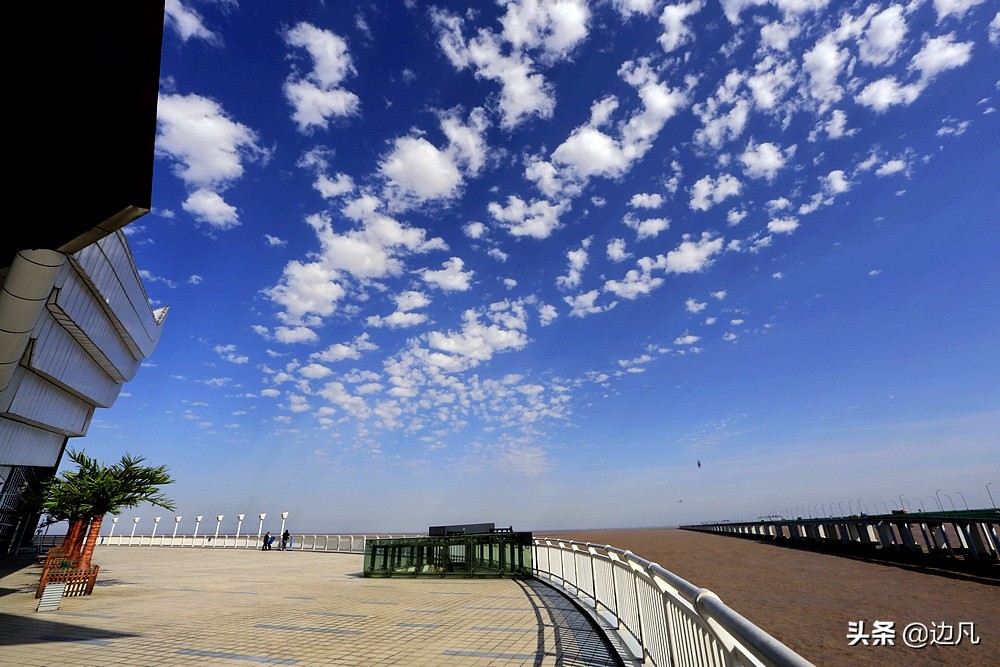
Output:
(262, 531), (272, 550)
(280, 529), (290, 551)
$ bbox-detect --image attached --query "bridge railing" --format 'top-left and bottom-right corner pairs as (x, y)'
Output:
(532, 538), (812, 667)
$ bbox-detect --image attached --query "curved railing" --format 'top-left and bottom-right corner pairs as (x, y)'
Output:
(532, 538), (812, 667)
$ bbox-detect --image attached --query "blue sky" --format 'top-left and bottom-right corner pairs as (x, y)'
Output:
(78, 0), (998, 533)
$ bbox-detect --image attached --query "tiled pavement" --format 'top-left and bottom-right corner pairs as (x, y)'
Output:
(0, 547), (631, 666)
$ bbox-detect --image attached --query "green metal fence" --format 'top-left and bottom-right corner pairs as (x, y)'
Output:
(363, 532), (533, 578)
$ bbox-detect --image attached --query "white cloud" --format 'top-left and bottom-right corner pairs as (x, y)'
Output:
(164, 0), (218, 44)
(156, 93), (269, 229)
(690, 173), (742, 211)
(266, 205), (445, 325)
(300, 363), (333, 380)
(991, 12), (1000, 45)
(315, 173), (355, 199)
(381, 136), (462, 205)
(629, 192), (664, 209)
(464, 221), (487, 239)
(658, 1), (706, 53)
(607, 238), (630, 262)
(686, 298), (707, 313)
(910, 33), (973, 82)
(746, 56), (795, 110)
(431, 2), (590, 129)
(693, 72), (749, 148)
(726, 209), (747, 225)
(674, 333), (700, 345)
(604, 262), (664, 299)
(265, 234), (287, 247)
(557, 238), (591, 290)
(767, 216), (800, 234)
(312, 333), (378, 363)
(933, 0), (987, 22)
(425, 301), (531, 370)
(712, 290), (727, 300)
(803, 34), (847, 108)
(565, 290), (615, 318)
(265, 256), (346, 324)
(283, 22), (360, 133)
(275, 326), (319, 344)
(876, 158), (909, 176)
(420, 257), (474, 291)
(367, 290), (431, 329)
(739, 140), (791, 181)
(936, 117), (970, 136)
(182, 189), (239, 229)
(613, 0), (658, 17)
(821, 109), (854, 139)
(623, 214), (670, 240)
(544, 59), (687, 193)
(664, 233), (724, 274)
(859, 5), (907, 65)
(825, 169), (850, 193)
(855, 77), (921, 112)
(488, 196), (566, 239)
(214, 344), (249, 365)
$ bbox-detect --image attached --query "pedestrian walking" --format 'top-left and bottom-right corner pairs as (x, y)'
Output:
(280, 529), (290, 551)
(262, 531), (272, 550)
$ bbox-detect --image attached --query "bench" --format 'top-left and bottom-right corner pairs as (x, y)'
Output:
(36, 565), (100, 598)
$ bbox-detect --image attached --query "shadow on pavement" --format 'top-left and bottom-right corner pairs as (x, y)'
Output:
(0, 612), (138, 647)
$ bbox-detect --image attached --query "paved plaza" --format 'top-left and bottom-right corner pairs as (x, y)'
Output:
(0, 547), (629, 666)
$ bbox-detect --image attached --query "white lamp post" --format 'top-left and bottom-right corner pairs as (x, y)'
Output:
(172, 516), (182, 545)
(257, 513), (266, 541)
(280, 512), (288, 537)
(236, 513), (245, 547)
(214, 515), (224, 547)
(109, 517), (119, 539)
(152, 517), (161, 541)
(130, 517), (140, 544)
(193, 516), (203, 546)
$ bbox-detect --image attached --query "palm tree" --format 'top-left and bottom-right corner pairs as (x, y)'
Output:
(34, 449), (175, 568)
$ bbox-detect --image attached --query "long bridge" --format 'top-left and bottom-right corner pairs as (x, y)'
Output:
(681, 509), (1000, 573)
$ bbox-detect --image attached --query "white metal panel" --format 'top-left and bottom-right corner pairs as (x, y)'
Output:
(4, 371), (94, 437)
(73, 232), (166, 359)
(48, 267), (140, 382)
(28, 317), (121, 408)
(0, 418), (66, 467)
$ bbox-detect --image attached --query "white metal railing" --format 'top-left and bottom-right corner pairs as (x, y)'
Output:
(89, 533), (413, 552)
(532, 539), (812, 667)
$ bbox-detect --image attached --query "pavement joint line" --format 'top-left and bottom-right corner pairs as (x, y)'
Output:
(398, 623), (441, 628)
(254, 623), (363, 635)
(472, 627), (541, 633)
(307, 611), (371, 618)
(403, 609), (445, 613)
(443, 650), (538, 659)
(178, 648), (297, 664)
(48, 611), (118, 619)
(40, 636), (114, 646)
(462, 606), (534, 610)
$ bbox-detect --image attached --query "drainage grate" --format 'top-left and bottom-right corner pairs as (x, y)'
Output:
(37, 583), (67, 612)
